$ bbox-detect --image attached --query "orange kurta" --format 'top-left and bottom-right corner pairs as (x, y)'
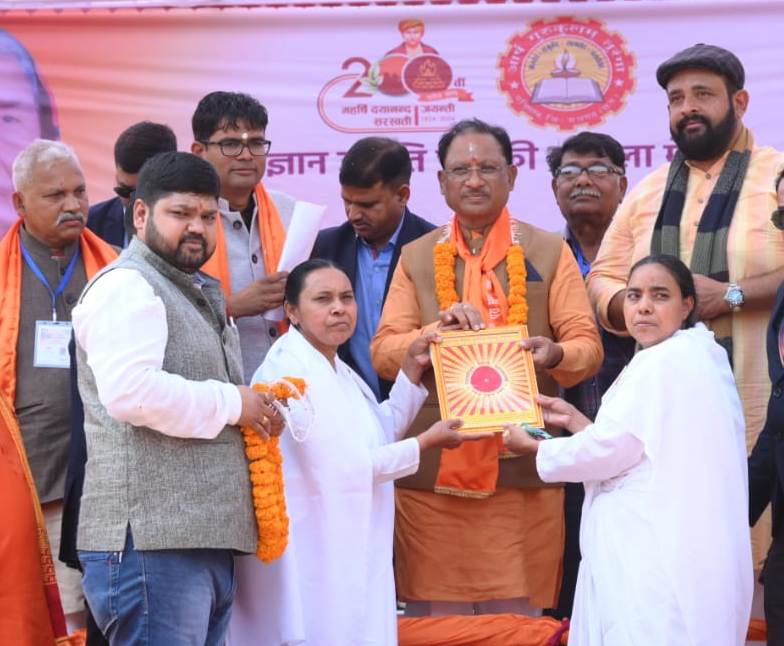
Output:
(372, 241), (601, 388)
(371, 218), (600, 604)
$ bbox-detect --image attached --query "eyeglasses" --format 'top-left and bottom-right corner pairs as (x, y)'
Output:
(772, 206), (784, 230)
(443, 164), (507, 181)
(113, 184), (134, 199)
(555, 163), (624, 180)
(199, 138), (272, 158)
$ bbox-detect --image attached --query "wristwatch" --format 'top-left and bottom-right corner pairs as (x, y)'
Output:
(724, 282), (745, 311)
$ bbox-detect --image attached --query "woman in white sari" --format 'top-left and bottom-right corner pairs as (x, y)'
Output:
(227, 259), (487, 646)
(504, 255), (752, 646)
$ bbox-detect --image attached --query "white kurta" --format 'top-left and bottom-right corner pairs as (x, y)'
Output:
(227, 326), (425, 646)
(537, 324), (752, 646)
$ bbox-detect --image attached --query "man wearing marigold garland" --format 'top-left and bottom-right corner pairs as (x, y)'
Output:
(72, 152), (281, 644)
(370, 118), (602, 615)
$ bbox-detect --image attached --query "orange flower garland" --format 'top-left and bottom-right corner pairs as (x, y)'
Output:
(241, 377), (306, 563)
(433, 229), (528, 325)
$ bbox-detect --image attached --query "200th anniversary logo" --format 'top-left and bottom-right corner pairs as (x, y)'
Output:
(318, 19), (473, 134)
(498, 17), (635, 131)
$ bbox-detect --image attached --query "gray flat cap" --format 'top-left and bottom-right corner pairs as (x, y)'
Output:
(656, 43), (745, 90)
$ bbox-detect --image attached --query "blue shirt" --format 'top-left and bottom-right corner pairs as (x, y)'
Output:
(563, 227), (636, 420)
(349, 215), (406, 401)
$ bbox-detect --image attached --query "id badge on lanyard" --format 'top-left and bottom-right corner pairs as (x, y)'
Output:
(34, 320), (72, 368)
(20, 239), (79, 369)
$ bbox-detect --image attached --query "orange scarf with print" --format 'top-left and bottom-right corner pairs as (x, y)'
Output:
(434, 209), (513, 498)
(202, 183), (286, 294)
(0, 220), (117, 404)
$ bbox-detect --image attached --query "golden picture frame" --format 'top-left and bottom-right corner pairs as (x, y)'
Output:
(430, 325), (544, 433)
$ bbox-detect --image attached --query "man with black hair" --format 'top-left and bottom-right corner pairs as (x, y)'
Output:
(312, 137), (434, 400)
(87, 121), (177, 248)
(546, 131), (635, 619)
(192, 91), (296, 383)
(588, 44), (784, 568)
(371, 118), (601, 616)
(72, 151), (281, 644)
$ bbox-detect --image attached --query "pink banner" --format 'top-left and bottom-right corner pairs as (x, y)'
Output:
(1, 0), (782, 236)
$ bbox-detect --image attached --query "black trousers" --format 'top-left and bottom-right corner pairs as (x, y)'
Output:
(764, 531), (784, 646)
(553, 482), (584, 619)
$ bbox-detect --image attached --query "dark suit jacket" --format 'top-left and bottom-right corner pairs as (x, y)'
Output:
(311, 208), (435, 400)
(87, 197), (126, 248)
(749, 281), (784, 536)
(60, 337), (84, 569)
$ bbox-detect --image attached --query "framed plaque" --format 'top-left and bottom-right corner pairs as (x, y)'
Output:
(430, 325), (544, 432)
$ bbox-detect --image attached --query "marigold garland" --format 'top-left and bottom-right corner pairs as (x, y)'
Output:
(241, 377), (307, 563)
(433, 227), (528, 325)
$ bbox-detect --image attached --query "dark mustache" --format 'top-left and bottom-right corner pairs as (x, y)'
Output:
(180, 235), (206, 246)
(677, 114), (709, 132)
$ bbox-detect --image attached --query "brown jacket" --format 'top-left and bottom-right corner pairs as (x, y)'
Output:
(370, 219), (603, 489)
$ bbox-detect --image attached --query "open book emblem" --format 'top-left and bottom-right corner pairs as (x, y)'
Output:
(531, 50), (604, 105)
(499, 17), (635, 131)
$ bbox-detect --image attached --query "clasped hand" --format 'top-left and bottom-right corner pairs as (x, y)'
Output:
(502, 394), (591, 454)
(236, 385), (285, 440)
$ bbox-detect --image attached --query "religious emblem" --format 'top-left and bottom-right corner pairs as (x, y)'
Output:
(317, 18), (472, 134)
(498, 17), (635, 131)
(430, 326), (544, 432)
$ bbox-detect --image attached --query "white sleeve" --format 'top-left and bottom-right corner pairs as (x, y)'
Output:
(536, 421), (645, 484)
(372, 437), (420, 485)
(374, 369), (428, 443)
(72, 268), (242, 439)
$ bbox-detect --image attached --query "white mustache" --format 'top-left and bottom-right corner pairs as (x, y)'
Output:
(56, 212), (85, 226)
(570, 188), (601, 199)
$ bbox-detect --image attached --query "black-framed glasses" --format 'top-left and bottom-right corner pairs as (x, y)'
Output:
(443, 163), (507, 181)
(113, 184), (134, 199)
(199, 138), (271, 158)
(772, 206), (784, 230)
(555, 163), (624, 180)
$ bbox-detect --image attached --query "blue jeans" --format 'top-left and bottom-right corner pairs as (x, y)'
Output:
(78, 529), (236, 645)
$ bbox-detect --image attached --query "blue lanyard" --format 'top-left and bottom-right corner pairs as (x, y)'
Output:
(573, 242), (591, 278)
(19, 239), (80, 322)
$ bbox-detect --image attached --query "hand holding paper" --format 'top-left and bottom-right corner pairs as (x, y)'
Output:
(264, 201), (327, 321)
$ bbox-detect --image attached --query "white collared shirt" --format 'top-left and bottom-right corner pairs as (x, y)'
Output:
(72, 267), (242, 439)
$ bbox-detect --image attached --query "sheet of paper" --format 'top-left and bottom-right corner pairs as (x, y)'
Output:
(264, 200), (327, 321)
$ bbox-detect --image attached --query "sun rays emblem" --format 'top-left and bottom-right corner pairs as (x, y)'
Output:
(431, 327), (544, 431)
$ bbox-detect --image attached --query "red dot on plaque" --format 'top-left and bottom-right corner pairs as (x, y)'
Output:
(470, 365), (503, 393)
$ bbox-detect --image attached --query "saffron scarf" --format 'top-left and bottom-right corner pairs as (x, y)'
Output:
(0, 220), (117, 404)
(433, 209), (513, 498)
(201, 183), (286, 294)
(0, 392), (76, 645)
(651, 127), (753, 359)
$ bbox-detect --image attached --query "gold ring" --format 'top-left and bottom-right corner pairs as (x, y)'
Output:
(261, 415), (268, 425)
